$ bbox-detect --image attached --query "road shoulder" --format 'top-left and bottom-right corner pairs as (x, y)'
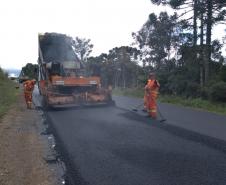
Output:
(0, 92), (56, 185)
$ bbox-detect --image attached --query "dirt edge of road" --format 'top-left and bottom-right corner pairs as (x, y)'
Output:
(45, 112), (88, 185)
(0, 92), (57, 185)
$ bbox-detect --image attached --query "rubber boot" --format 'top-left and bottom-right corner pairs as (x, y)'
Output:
(28, 102), (32, 109)
(150, 113), (157, 119)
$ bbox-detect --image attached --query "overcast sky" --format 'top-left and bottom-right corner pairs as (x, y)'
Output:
(0, 0), (225, 70)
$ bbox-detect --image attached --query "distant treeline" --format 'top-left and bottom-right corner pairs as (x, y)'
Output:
(86, 44), (226, 103)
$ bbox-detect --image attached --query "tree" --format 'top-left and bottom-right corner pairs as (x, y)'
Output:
(133, 12), (183, 69)
(72, 37), (93, 63)
(151, 0), (198, 46)
(150, 0), (226, 84)
(86, 53), (108, 76)
(107, 46), (140, 88)
(21, 63), (38, 80)
(87, 47), (141, 88)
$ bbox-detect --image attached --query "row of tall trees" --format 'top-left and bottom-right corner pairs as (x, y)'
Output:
(83, 1), (226, 102)
(150, 0), (226, 85)
(87, 46), (143, 88)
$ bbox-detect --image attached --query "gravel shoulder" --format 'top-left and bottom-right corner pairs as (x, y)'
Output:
(0, 91), (56, 185)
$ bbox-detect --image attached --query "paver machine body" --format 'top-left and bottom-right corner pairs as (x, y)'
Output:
(38, 33), (112, 108)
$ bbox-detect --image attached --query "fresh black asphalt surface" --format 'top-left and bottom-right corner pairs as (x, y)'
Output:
(43, 97), (226, 185)
(114, 95), (226, 142)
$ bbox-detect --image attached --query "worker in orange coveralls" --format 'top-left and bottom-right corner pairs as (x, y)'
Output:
(23, 79), (36, 109)
(144, 73), (160, 119)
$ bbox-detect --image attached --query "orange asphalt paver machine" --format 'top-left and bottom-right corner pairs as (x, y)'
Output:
(38, 33), (113, 109)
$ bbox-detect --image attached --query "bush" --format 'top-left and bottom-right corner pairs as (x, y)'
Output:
(0, 68), (6, 80)
(0, 69), (18, 117)
(184, 82), (201, 98)
(200, 87), (209, 100)
(219, 66), (226, 82)
(209, 81), (226, 102)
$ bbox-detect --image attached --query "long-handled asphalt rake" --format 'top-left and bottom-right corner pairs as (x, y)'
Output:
(132, 103), (144, 112)
(157, 105), (166, 122)
(132, 103), (166, 123)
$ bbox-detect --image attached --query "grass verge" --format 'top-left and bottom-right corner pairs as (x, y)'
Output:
(0, 79), (19, 118)
(113, 88), (226, 115)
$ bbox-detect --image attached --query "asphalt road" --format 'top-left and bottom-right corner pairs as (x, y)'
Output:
(32, 87), (226, 185)
(114, 95), (226, 142)
(39, 95), (226, 185)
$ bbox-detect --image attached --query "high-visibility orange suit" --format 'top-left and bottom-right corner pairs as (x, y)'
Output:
(23, 80), (36, 109)
(144, 76), (160, 119)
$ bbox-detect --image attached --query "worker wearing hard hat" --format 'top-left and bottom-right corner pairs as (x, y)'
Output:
(23, 79), (36, 109)
(144, 73), (160, 119)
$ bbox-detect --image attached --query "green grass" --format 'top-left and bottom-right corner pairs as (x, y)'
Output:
(0, 78), (19, 118)
(113, 88), (226, 115)
(113, 88), (144, 98)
